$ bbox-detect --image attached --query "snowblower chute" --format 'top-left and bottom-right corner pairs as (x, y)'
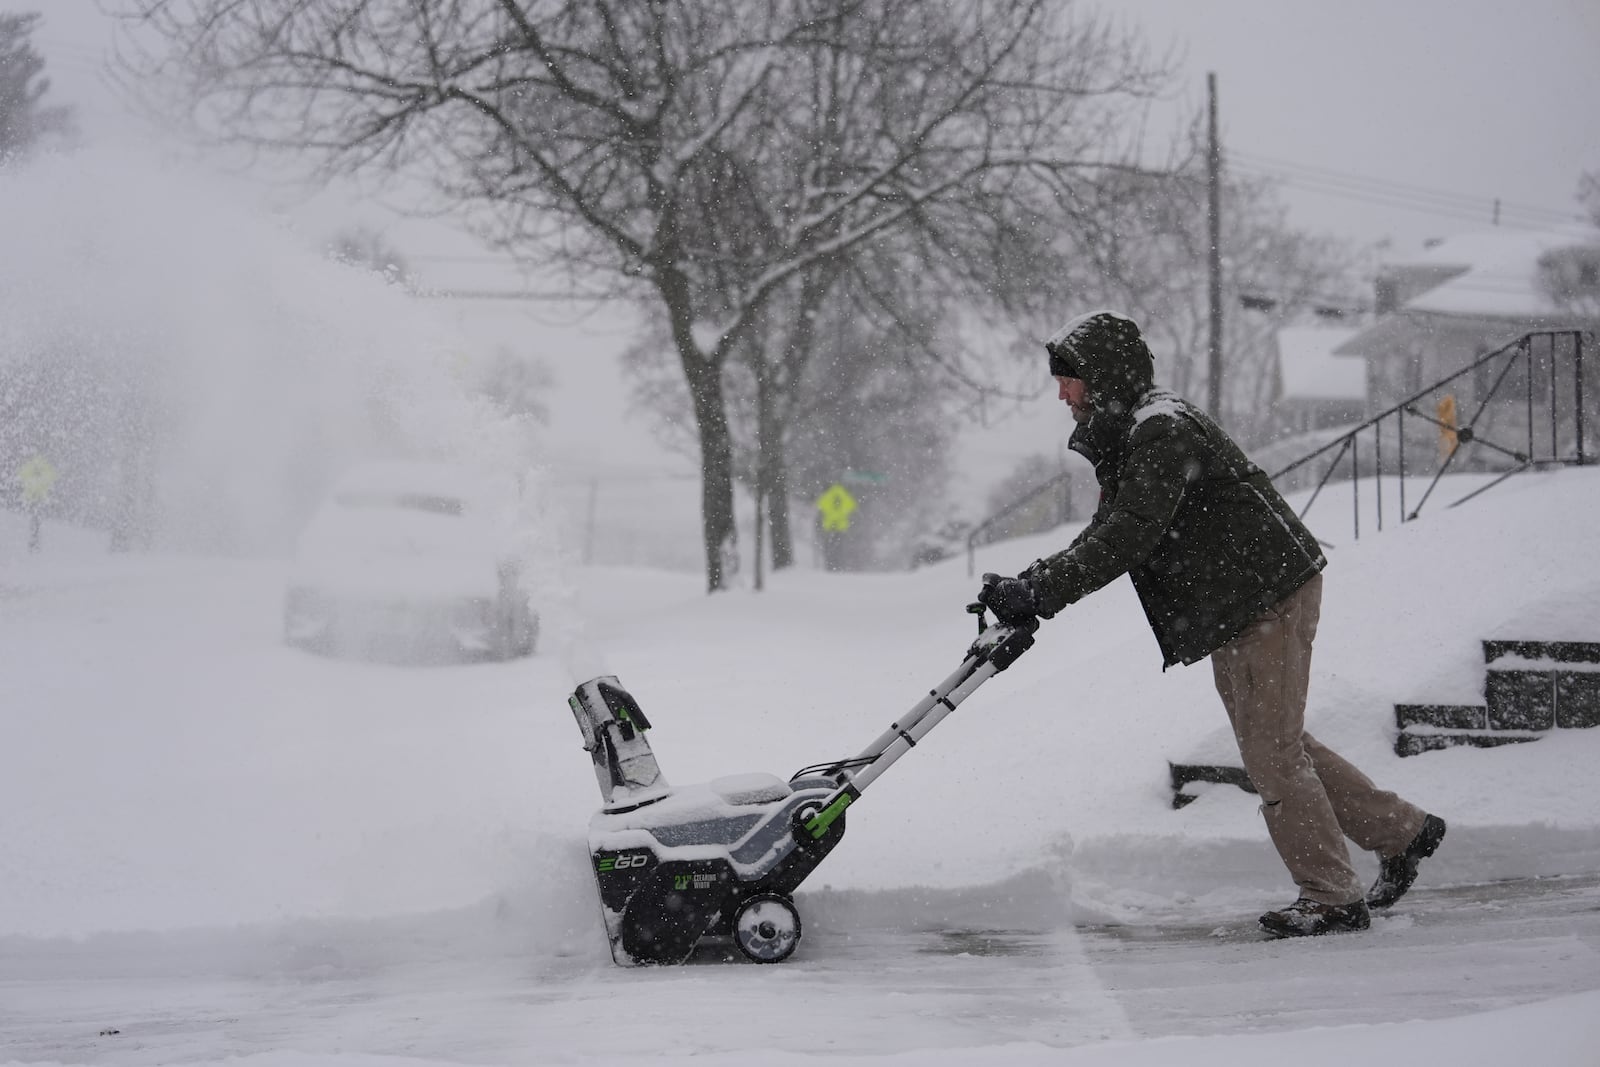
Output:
(567, 578), (1038, 965)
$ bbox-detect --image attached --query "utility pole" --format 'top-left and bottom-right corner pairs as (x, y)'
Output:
(1206, 72), (1224, 421)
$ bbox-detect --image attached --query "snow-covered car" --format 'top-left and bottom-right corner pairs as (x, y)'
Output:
(283, 461), (538, 660)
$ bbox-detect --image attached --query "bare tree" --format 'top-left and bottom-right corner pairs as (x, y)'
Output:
(626, 230), (1051, 578)
(1579, 170), (1600, 227)
(0, 12), (75, 158)
(1522, 170), (1600, 319)
(1049, 123), (1358, 443)
(622, 5), (1123, 575)
(1536, 245), (1600, 319)
(115, 0), (1165, 589)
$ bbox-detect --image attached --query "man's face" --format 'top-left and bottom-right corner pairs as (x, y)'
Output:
(1055, 375), (1091, 423)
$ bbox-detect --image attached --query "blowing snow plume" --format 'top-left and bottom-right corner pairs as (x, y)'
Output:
(0, 146), (536, 556)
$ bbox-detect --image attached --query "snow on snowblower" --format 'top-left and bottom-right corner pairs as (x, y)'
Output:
(566, 576), (1038, 965)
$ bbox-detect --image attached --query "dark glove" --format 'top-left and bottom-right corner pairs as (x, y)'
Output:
(980, 574), (1040, 626)
(1014, 560), (1058, 619)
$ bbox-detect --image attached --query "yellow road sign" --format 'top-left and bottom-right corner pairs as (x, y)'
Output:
(816, 483), (858, 532)
(18, 454), (57, 506)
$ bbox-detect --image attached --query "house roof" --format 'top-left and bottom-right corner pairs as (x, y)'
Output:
(1333, 224), (1600, 360)
(1331, 308), (1540, 361)
(1276, 325), (1366, 401)
(1386, 224), (1600, 319)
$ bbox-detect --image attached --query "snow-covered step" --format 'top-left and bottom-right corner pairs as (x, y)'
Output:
(1167, 761), (1254, 809)
(1393, 728), (1544, 759)
(1482, 639), (1600, 665)
(1556, 673), (1600, 727)
(1485, 669), (1557, 730)
(1395, 704), (1486, 730)
(1394, 639), (1600, 756)
(1484, 667), (1600, 730)
(1481, 640), (1600, 729)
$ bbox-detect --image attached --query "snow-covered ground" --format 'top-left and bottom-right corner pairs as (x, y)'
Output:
(3, 466), (1599, 1065)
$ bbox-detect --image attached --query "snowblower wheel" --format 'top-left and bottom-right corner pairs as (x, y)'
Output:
(732, 893), (801, 964)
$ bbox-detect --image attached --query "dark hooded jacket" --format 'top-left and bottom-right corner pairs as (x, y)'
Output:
(1029, 312), (1325, 667)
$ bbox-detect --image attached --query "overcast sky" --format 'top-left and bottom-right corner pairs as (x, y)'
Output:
(20, 0), (1598, 251)
(1112, 0), (1600, 250)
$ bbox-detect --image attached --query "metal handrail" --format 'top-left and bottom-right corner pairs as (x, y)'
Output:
(965, 469), (1074, 577)
(1269, 329), (1591, 540)
(962, 329), (1591, 574)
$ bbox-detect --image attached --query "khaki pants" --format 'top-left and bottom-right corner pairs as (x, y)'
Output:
(1211, 573), (1426, 905)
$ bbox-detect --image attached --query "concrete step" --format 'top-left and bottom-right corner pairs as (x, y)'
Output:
(1485, 667), (1600, 729)
(1485, 669), (1556, 730)
(1483, 640), (1600, 665)
(1557, 672), (1600, 728)
(1395, 704), (1486, 730)
(1395, 729), (1545, 758)
(1168, 761), (1254, 809)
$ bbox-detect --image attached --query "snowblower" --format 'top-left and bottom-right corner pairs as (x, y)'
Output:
(565, 577), (1038, 965)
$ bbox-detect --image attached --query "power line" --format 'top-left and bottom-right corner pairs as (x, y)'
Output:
(1234, 165), (1556, 231)
(1233, 150), (1578, 221)
(1242, 172), (1554, 231)
(1231, 151), (1584, 231)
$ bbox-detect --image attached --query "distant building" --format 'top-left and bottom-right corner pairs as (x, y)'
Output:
(1272, 324), (1366, 435)
(1335, 224), (1600, 410)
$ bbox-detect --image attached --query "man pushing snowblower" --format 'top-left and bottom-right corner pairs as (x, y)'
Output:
(561, 310), (1446, 963)
(979, 310), (1447, 938)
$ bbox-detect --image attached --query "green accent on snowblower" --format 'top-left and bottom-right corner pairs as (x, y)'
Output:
(806, 792), (854, 839)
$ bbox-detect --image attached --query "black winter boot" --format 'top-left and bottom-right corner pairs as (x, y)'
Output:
(1259, 897), (1371, 938)
(1366, 814), (1447, 910)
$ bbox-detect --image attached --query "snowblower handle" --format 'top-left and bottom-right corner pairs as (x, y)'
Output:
(967, 571), (1006, 633)
(797, 602), (1039, 840)
(969, 615), (1037, 672)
